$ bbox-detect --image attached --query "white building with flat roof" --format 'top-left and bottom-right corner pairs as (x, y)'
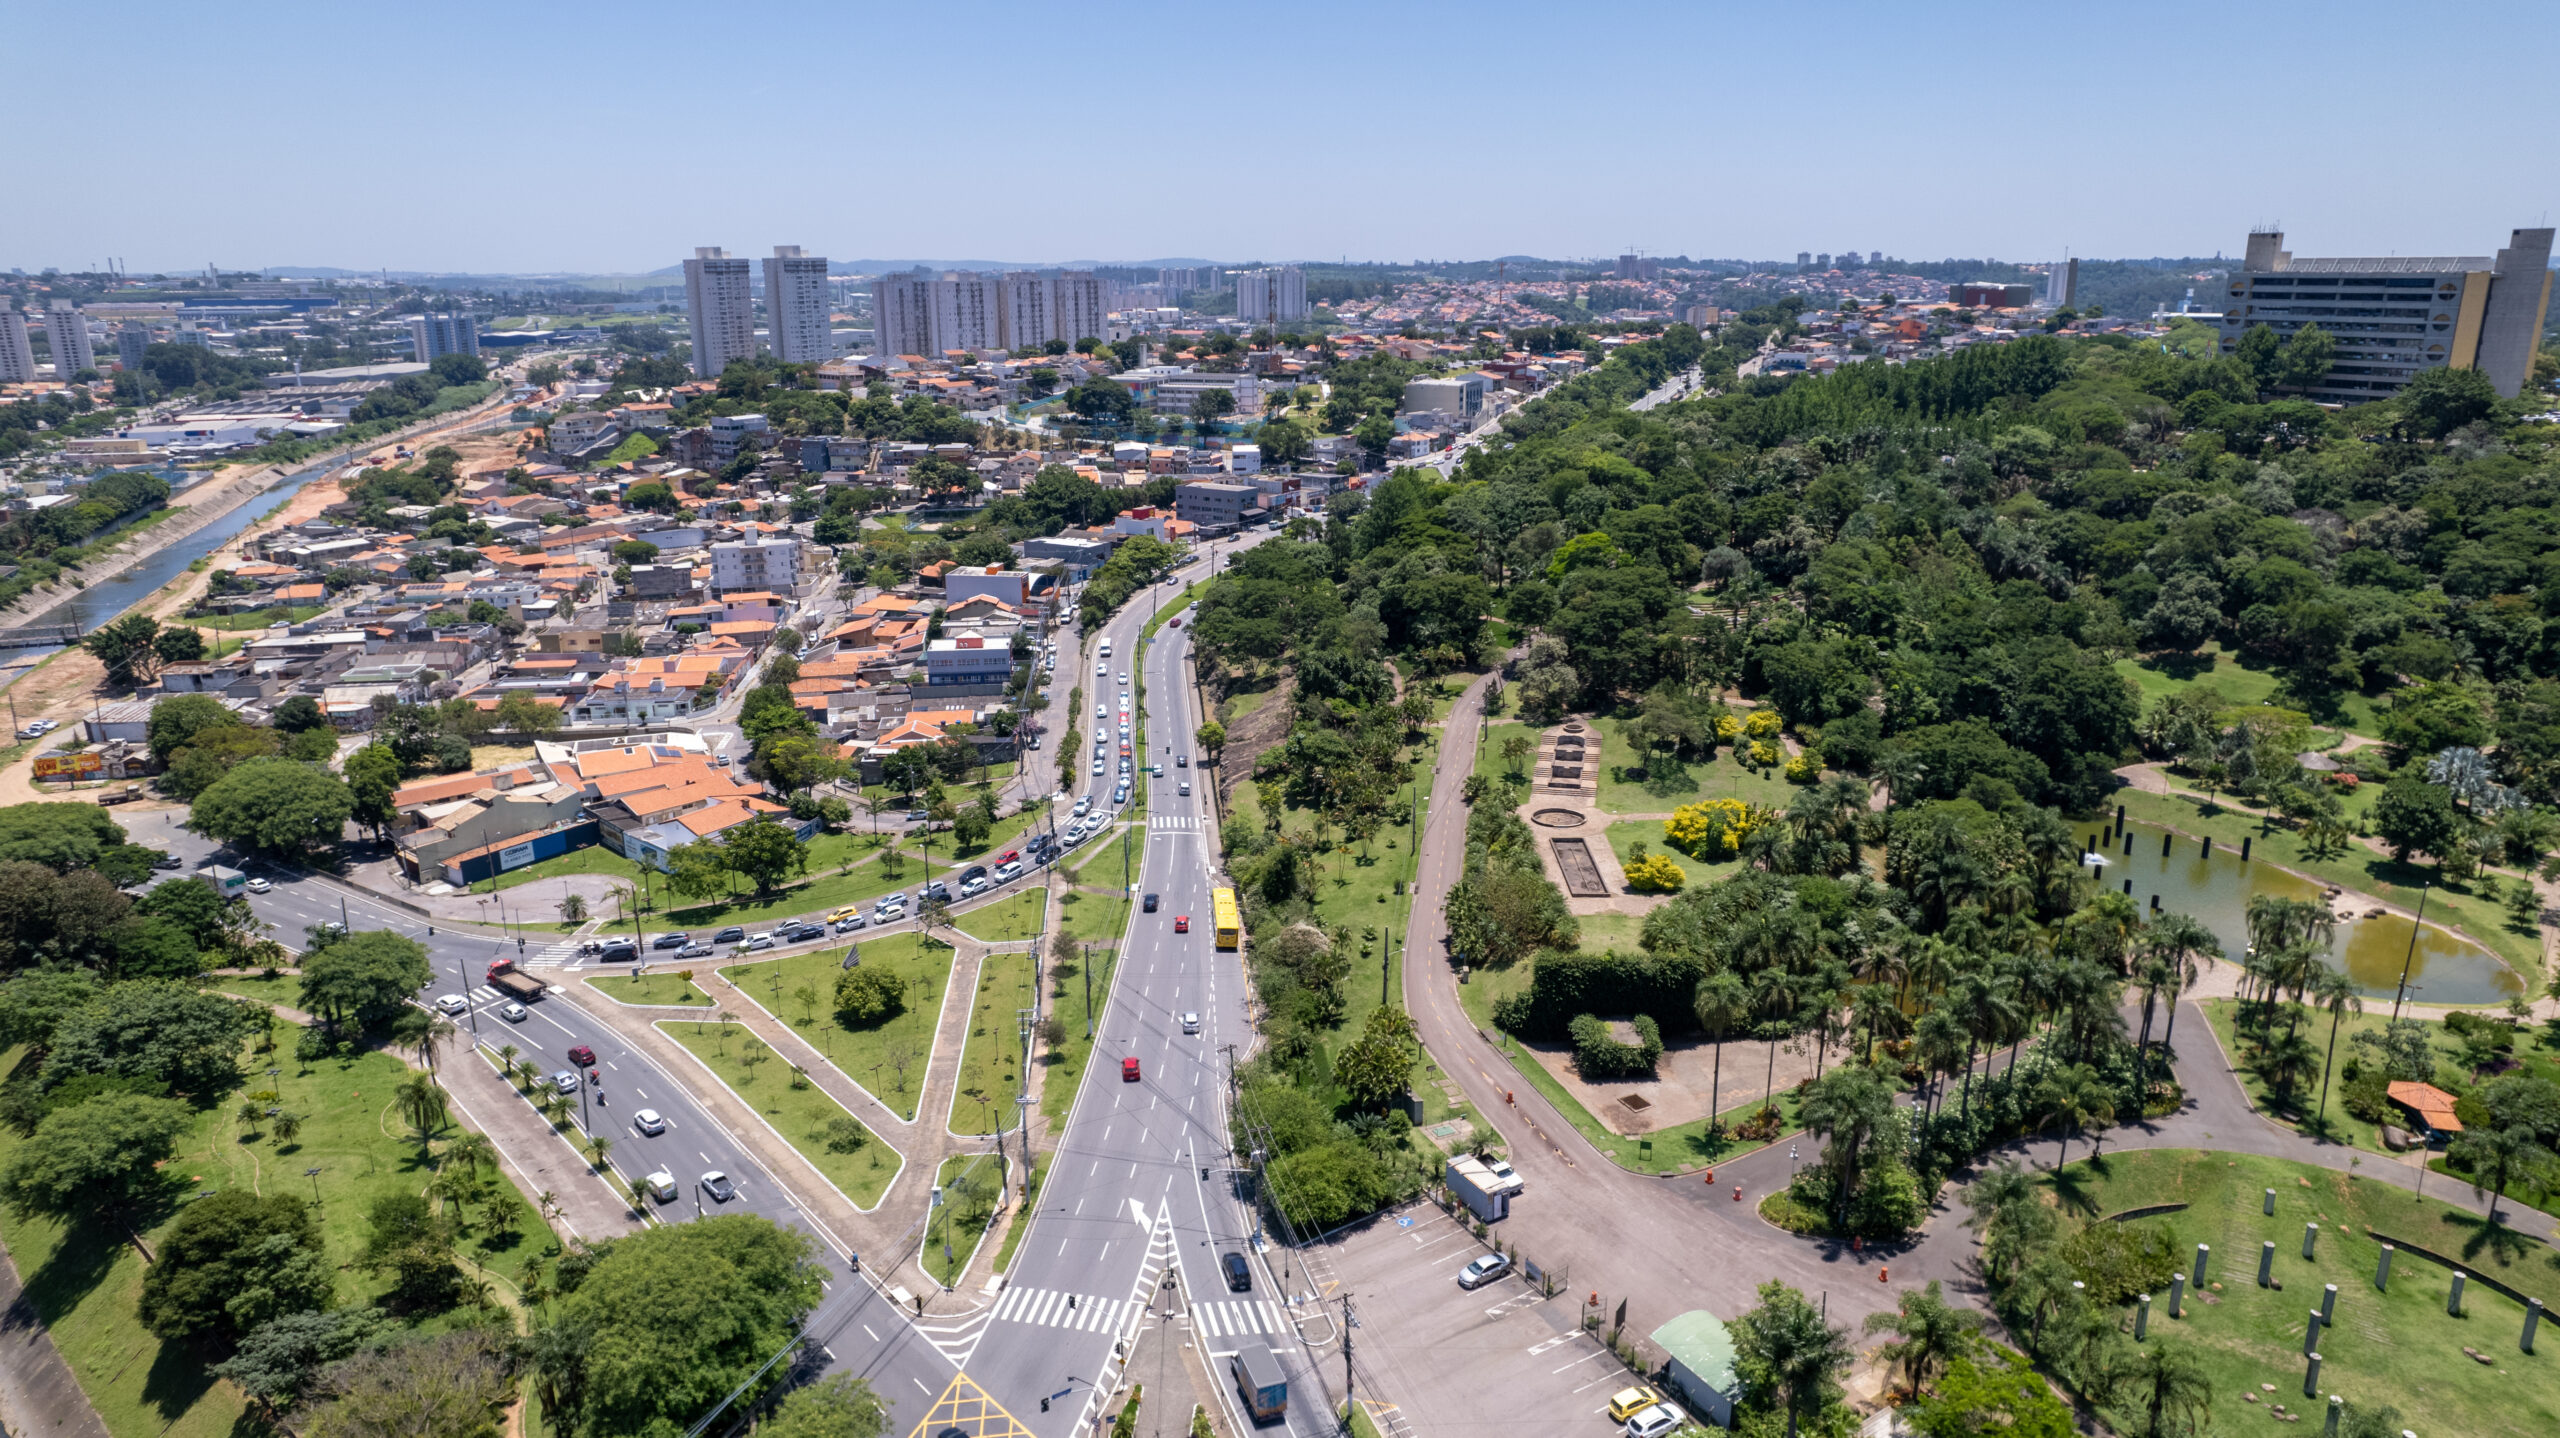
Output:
(709, 537), (800, 595)
(2219, 227), (2556, 402)
(0, 312), (34, 384)
(1234, 266), (1307, 323)
(684, 247), (757, 378)
(47, 303), (94, 376)
(763, 245), (834, 364)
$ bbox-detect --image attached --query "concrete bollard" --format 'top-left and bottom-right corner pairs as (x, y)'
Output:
(2304, 1351), (2322, 1399)
(2321, 1283), (2337, 1324)
(2325, 1395), (2342, 1437)
(2123, 878), (2133, 895)
(2202, 836), (2212, 858)
(2526, 1297), (2544, 1354)
(2375, 1244), (2393, 1292)
(2305, 1309), (2323, 1355)
(2265, 1187), (2277, 1216)
(2449, 1271), (2466, 1317)
(2136, 1293), (2151, 1340)
(2194, 1244), (2211, 1288)
(2304, 1222), (2319, 1259)
(2117, 805), (2126, 828)
(2261, 1240), (2277, 1287)
(2124, 832), (2134, 856)
(2169, 1272), (2187, 1318)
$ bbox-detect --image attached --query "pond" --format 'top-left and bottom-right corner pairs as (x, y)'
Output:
(2087, 819), (2522, 1006)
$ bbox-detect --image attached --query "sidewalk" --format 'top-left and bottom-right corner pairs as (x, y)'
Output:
(435, 1029), (647, 1245)
(0, 1240), (110, 1438)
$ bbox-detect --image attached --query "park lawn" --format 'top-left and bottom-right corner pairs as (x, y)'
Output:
(1588, 715), (1803, 816)
(0, 1032), (550, 1438)
(1068, 824), (1141, 892)
(1603, 818), (1747, 894)
(1040, 946), (1119, 1122)
(657, 851), (926, 931)
(2112, 787), (2543, 987)
(2200, 998), (2408, 1156)
(951, 949), (1038, 1135)
(1056, 887), (1131, 946)
(718, 934), (952, 1120)
(207, 972), (302, 1009)
(2115, 647), (2392, 739)
(1474, 720), (1542, 796)
(2036, 1148), (2560, 1438)
(653, 1022), (897, 1209)
(481, 841), (651, 895)
(921, 1152), (1007, 1286)
(583, 971), (712, 1007)
(991, 1153), (1053, 1273)
(954, 887), (1046, 945)
(1301, 797), (1426, 935)
(1572, 910), (1650, 955)
(192, 603), (327, 632)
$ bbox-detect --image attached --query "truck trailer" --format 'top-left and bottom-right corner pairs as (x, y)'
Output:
(1229, 1342), (1288, 1424)
(486, 959), (546, 1002)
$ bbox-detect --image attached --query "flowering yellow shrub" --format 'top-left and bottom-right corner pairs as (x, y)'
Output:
(1623, 853), (1686, 893)
(1743, 708), (1781, 740)
(1784, 750), (1822, 784)
(1666, 798), (1757, 859)
(1748, 739), (1781, 768)
(1713, 713), (1740, 741)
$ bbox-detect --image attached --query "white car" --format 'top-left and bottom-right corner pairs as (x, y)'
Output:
(499, 1002), (528, 1023)
(1097, 661), (1109, 676)
(1624, 1404), (1687, 1438)
(993, 860), (1022, 881)
(434, 994), (469, 1016)
(633, 1108), (667, 1135)
(1182, 1012), (1200, 1034)
(1073, 795), (1092, 815)
(246, 877), (273, 894)
(1118, 672), (1129, 686)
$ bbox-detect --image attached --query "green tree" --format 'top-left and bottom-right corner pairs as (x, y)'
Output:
(1862, 1281), (1982, 1397)
(343, 743), (403, 839)
(1731, 1280), (1854, 1438)
(1334, 1006), (1421, 1108)
(297, 931), (433, 1032)
(153, 626), (208, 666)
(0, 1093), (191, 1240)
(2109, 1340), (2212, 1438)
(1194, 721), (1227, 762)
(665, 841), (732, 901)
(2371, 772), (2463, 865)
(212, 1307), (389, 1418)
(527, 1215), (825, 1438)
(1188, 388), (1236, 434)
(147, 692), (244, 764)
(1799, 1063), (1896, 1227)
(305, 1328), (510, 1437)
(2396, 364), (2498, 438)
(833, 966), (906, 1027)
(761, 1375), (890, 1438)
(1902, 1354), (2071, 1438)
(360, 1191), (460, 1308)
(137, 1188), (333, 1344)
(273, 695), (328, 732)
(0, 801), (128, 869)
(82, 613), (166, 684)
(720, 819), (807, 895)
(40, 981), (255, 1095)
(189, 758), (356, 858)
(1064, 379), (1137, 425)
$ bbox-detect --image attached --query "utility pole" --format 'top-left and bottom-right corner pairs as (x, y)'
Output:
(1341, 1294), (1356, 1432)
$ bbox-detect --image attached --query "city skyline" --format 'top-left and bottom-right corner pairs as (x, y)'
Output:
(10, 0), (2555, 275)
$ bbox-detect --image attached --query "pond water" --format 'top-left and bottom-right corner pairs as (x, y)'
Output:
(2087, 820), (2522, 1006)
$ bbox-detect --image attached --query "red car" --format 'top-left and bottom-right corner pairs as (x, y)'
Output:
(1169, 618), (1183, 629)
(1174, 915), (1190, 933)
(1122, 1057), (1141, 1082)
(567, 1045), (596, 1067)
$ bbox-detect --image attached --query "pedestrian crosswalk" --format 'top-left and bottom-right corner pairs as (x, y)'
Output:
(1149, 815), (1202, 831)
(520, 941), (584, 967)
(1191, 1298), (1285, 1339)
(988, 1285), (1132, 1333)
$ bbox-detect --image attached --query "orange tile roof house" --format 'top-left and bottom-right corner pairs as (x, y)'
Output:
(2387, 1081), (2464, 1133)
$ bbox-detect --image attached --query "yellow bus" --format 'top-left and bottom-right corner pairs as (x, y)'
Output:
(1211, 887), (1241, 950)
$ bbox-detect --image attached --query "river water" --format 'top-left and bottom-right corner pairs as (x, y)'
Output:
(2092, 820), (2522, 1005)
(16, 462), (335, 638)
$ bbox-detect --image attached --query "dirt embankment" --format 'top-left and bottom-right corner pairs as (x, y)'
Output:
(1208, 672), (1294, 808)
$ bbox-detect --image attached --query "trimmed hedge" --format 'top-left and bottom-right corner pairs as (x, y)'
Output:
(1491, 949), (1706, 1039)
(1569, 1013), (1663, 1080)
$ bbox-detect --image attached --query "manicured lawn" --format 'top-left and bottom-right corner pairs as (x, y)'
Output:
(952, 948), (1038, 1135)
(1068, 824), (1141, 892)
(955, 888), (1046, 945)
(2113, 787), (2540, 987)
(2034, 1148), (2560, 1438)
(1474, 720), (1542, 799)
(991, 1153), (1052, 1272)
(0, 1031), (551, 1438)
(1056, 886), (1132, 946)
(1602, 818), (1746, 894)
(1587, 715), (1802, 816)
(654, 1022), (898, 1209)
(583, 971), (712, 1007)
(718, 934), (952, 1120)
(2115, 647), (2390, 738)
(480, 840), (651, 896)
(206, 972), (302, 1009)
(192, 603), (326, 631)
(1040, 945), (1119, 1121)
(921, 1152), (1006, 1286)
(1572, 910), (1650, 955)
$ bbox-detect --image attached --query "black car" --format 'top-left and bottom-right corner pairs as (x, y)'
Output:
(713, 926), (747, 943)
(784, 922), (825, 942)
(1143, 893), (1160, 913)
(151, 854), (183, 871)
(598, 942), (638, 963)
(1222, 1251), (1252, 1292)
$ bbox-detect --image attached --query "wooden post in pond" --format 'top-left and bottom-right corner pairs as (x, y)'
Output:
(2202, 836), (2212, 858)
(2242, 836), (2252, 861)
(2163, 832), (2173, 857)
(2124, 832), (2134, 856)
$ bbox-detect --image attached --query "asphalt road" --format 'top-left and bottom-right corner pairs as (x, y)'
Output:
(955, 534), (1336, 1438)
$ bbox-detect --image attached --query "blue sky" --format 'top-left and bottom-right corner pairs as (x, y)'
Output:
(11, 0), (2555, 275)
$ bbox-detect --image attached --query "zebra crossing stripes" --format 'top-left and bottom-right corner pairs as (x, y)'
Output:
(1192, 1299), (1284, 1338)
(1149, 815), (1201, 831)
(990, 1285), (1130, 1334)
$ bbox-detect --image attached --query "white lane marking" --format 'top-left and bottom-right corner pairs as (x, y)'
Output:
(863, 1324), (879, 1342)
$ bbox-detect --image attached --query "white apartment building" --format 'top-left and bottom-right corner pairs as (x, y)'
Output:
(409, 314), (480, 362)
(47, 303), (95, 376)
(684, 247), (757, 378)
(762, 245), (834, 364)
(1000, 270), (1108, 351)
(707, 412), (770, 463)
(0, 312), (35, 384)
(876, 270), (1103, 357)
(1234, 266), (1307, 323)
(709, 538), (801, 595)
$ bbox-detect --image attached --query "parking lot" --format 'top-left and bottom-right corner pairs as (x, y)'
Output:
(1316, 1202), (1657, 1438)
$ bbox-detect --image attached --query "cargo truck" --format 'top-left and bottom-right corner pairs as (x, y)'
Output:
(1229, 1342), (1288, 1424)
(486, 959), (546, 1002)
(1446, 1154), (1514, 1223)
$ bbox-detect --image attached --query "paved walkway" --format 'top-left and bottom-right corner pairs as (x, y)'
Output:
(433, 1028), (648, 1246)
(0, 1242), (110, 1438)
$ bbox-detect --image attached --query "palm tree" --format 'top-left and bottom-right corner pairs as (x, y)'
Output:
(585, 1133), (614, 1176)
(1862, 1281), (1983, 1397)
(2035, 1063), (2114, 1167)
(395, 1074), (448, 1150)
(445, 1131), (496, 1178)
(1742, 1291), (1854, 1438)
(1693, 971), (1750, 1133)
(2113, 1340), (2212, 1438)
(2449, 1124), (2552, 1224)
(2256, 1025), (2321, 1107)
(270, 1110), (304, 1147)
(559, 893), (589, 924)
(1798, 1065), (1895, 1228)
(1953, 969), (2021, 1122)
(2144, 912), (2219, 1065)
(2307, 967), (2363, 1125)
(1964, 1160), (2055, 1282)
(1912, 1008), (1967, 1120)
(235, 1100), (265, 1140)
(416, 1015), (456, 1074)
